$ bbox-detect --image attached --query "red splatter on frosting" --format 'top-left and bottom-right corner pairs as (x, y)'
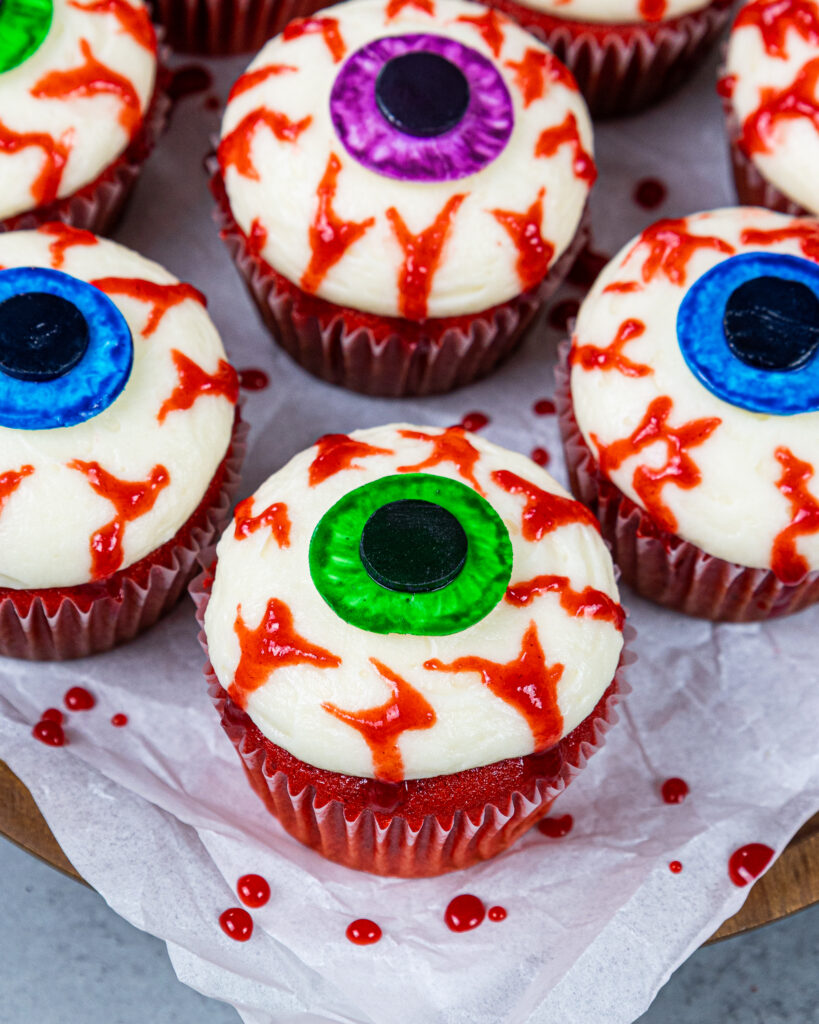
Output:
(228, 64), (298, 102)
(504, 48), (577, 108)
(491, 188), (554, 291)
(591, 396), (721, 534)
(739, 58), (819, 157)
(492, 470), (600, 540)
(322, 659), (436, 782)
(233, 497), (291, 547)
(386, 195), (466, 320)
(301, 154), (375, 294)
(570, 319), (652, 378)
(232, 598), (341, 707)
(425, 622), (564, 751)
(309, 433), (393, 487)
(456, 8), (506, 57)
(386, 0), (435, 16)
(90, 278), (206, 337)
(68, 0), (157, 51)
(734, 0), (819, 58)
(39, 222), (97, 270)
(602, 281), (642, 294)
(505, 574), (625, 629)
(0, 122), (71, 206)
(771, 447), (819, 584)
(218, 108), (312, 180)
(68, 461), (170, 579)
(536, 113), (597, 184)
(246, 218), (268, 258)
(282, 17), (346, 63)
(0, 465), (34, 517)
(740, 221), (819, 260)
(628, 218), (735, 286)
(397, 426), (484, 494)
(156, 350), (238, 423)
(639, 0), (667, 20)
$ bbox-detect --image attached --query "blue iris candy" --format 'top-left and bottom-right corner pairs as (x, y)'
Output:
(0, 267), (133, 430)
(677, 252), (819, 416)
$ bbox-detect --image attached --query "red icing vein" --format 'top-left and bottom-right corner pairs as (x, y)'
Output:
(0, 466), (34, 517)
(218, 107), (312, 180)
(739, 58), (819, 157)
(639, 0), (667, 20)
(397, 426), (484, 494)
(735, 0), (819, 58)
(570, 318), (652, 378)
(322, 659), (436, 782)
(233, 497), (291, 547)
(456, 8), (506, 56)
(628, 218), (735, 286)
(68, 0), (157, 51)
(282, 17), (346, 62)
(492, 470), (600, 540)
(505, 574), (625, 630)
(386, 0), (435, 16)
(156, 350), (239, 423)
(228, 64), (298, 102)
(492, 188), (554, 291)
(90, 278), (206, 337)
(232, 598), (341, 707)
(309, 433), (393, 487)
(740, 222), (819, 260)
(425, 621), (564, 752)
(771, 447), (819, 584)
(504, 48), (577, 108)
(39, 222), (97, 269)
(0, 122), (71, 206)
(536, 113), (597, 184)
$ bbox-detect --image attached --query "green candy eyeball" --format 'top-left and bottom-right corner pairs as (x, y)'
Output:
(0, 0), (53, 76)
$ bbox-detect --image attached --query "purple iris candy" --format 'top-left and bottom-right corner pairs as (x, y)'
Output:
(329, 33), (514, 182)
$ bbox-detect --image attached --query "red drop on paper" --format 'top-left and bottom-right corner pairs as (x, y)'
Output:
(237, 874), (271, 909)
(346, 919), (382, 945)
(444, 894), (486, 932)
(219, 907), (253, 941)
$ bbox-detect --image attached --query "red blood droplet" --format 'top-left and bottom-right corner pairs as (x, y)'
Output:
(41, 708), (63, 724)
(168, 64), (213, 102)
(533, 398), (556, 416)
(460, 411), (489, 432)
(64, 686), (95, 711)
(728, 843), (775, 887)
(238, 367), (270, 391)
(111, 713), (128, 727)
(488, 906), (507, 922)
(567, 246), (609, 289)
(204, 94), (221, 111)
(669, 860), (683, 874)
(445, 894), (486, 932)
(32, 719), (65, 746)
(346, 918), (382, 945)
(548, 298), (580, 332)
(661, 777), (689, 804)
(531, 447), (551, 467)
(237, 874), (270, 909)
(633, 178), (667, 210)
(537, 814), (573, 838)
(219, 906), (253, 941)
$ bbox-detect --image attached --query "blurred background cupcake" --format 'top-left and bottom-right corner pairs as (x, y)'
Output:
(0, 0), (168, 234)
(0, 226), (243, 659)
(212, 0), (595, 396)
(482, 0), (734, 117)
(558, 206), (819, 621)
(721, 0), (819, 216)
(195, 424), (627, 876)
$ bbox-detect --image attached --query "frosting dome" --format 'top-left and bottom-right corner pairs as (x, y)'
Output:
(501, 0), (713, 23)
(205, 424), (623, 781)
(219, 0), (594, 320)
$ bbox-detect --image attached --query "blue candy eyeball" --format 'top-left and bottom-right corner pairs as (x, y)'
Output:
(0, 267), (134, 430)
(676, 252), (819, 416)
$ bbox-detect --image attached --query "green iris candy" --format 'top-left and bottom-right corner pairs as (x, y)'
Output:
(309, 474), (513, 636)
(0, 0), (53, 75)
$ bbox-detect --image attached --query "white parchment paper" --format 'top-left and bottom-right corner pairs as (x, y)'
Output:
(1, 45), (818, 1024)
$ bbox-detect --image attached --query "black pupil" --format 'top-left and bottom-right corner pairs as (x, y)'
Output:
(723, 276), (819, 372)
(0, 292), (89, 382)
(360, 499), (468, 593)
(375, 52), (470, 138)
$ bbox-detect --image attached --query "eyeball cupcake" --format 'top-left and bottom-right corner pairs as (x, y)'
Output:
(0, 0), (167, 235)
(212, 0), (594, 397)
(558, 207), (819, 621)
(721, 0), (819, 217)
(194, 424), (627, 877)
(480, 0), (734, 118)
(0, 225), (243, 660)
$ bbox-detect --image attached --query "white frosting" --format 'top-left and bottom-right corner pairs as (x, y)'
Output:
(0, 0), (157, 221)
(725, 0), (819, 216)
(507, 0), (712, 23)
(570, 207), (819, 572)
(220, 0), (593, 319)
(0, 228), (237, 588)
(205, 424), (623, 781)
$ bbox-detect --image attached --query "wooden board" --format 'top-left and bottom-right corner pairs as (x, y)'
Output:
(0, 759), (816, 940)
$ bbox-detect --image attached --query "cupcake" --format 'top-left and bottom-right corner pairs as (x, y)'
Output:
(0, 225), (243, 659)
(0, 0), (168, 235)
(481, 0), (734, 118)
(212, 0), (594, 397)
(721, 0), (819, 217)
(194, 424), (627, 877)
(559, 207), (819, 621)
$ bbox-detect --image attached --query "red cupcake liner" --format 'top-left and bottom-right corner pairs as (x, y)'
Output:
(0, 68), (171, 237)
(191, 568), (633, 877)
(0, 415), (247, 661)
(150, 0), (331, 54)
(555, 345), (819, 621)
(720, 82), (811, 217)
(209, 165), (589, 396)
(485, 0), (733, 118)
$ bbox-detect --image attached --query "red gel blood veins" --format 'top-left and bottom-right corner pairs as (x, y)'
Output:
(41, 708), (63, 724)
(728, 843), (775, 886)
(32, 720), (65, 746)
(537, 814), (573, 838)
(111, 713), (128, 727)
(237, 874), (270, 909)
(238, 367), (270, 391)
(669, 860), (683, 873)
(346, 919), (382, 945)
(445, 894), (486, 932)
(548, 298), (580, 332)
(634, 178), (668, 210)
(219, 907), (253, 941)
(533, 398), (556, 415)
(64, 686), (95, 711)
(531, 447), (551, 467)
(661, 777), (689, 804)
(488, 906), (507, 922)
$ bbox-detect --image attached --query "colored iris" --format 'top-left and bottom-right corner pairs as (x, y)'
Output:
(309, 473), (512, 635)
(676, 252), (819, 415)
(0, 267), (133, 430)
(0, 0), (53, 75)
(329, 33), (514, 182)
